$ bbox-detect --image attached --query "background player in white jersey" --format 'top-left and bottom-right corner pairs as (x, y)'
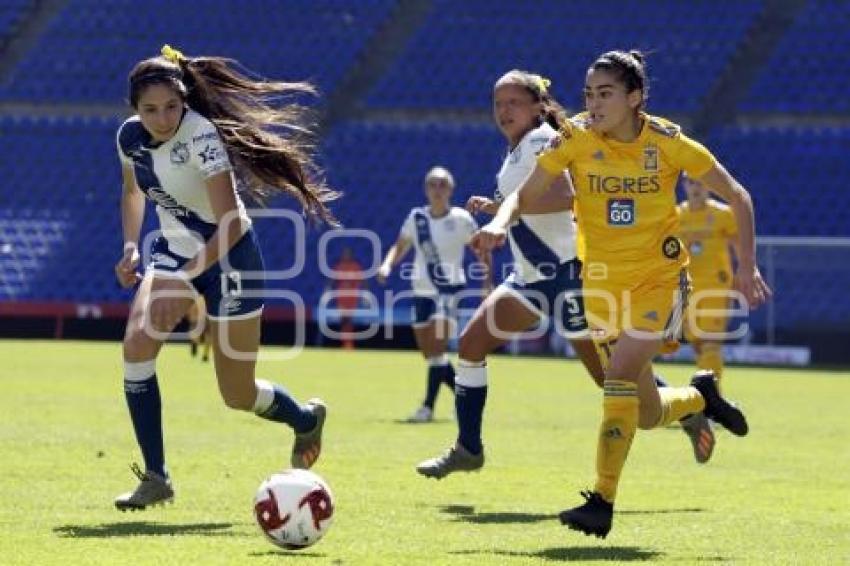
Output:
(417, 70), (606, 478)
(377, 167), (488, 422)
(112, 45), (338, 510)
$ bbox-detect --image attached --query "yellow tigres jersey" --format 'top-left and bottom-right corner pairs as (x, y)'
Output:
(677, 199), (737, 288)
(537, 112), (716, 282)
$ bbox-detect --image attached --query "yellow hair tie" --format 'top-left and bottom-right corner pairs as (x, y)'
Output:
(535, 75), (552, 94)
(161, 44), (185, 64)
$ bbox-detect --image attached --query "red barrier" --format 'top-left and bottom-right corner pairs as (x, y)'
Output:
(0, 301), (308, 339)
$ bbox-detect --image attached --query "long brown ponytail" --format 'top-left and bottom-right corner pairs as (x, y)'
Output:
(128, 46), (340, 226)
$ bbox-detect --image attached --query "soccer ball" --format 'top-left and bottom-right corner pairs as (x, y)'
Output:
(253, 469), (334, 550)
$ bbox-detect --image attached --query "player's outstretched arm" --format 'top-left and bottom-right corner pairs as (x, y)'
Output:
(698, 162), (772, 308)
(115, 164), (145, 288)
(377, 237), (412, 285)
(473, 164), (556, 254)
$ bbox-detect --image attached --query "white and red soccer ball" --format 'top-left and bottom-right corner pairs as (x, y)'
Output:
(253, 469), (334, 549)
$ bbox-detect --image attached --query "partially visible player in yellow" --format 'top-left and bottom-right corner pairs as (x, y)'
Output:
(473, 50), (771, 538)
(186, 295), (211, 362)
(678, 174), (740, 385)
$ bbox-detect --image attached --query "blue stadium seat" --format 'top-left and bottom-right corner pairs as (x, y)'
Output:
(706, 125), (850, 237)
(0, 0), (397, 103)
(0, 0), (34, 49)
(741, 0), (850, 113)
(367, 0), (763, 112)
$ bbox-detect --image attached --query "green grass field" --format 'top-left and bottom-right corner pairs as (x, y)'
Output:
(1, 340), (848, 565)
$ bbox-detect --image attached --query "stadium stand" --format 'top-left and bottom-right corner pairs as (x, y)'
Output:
(0, 0), (33, 50)
(0, 116), (123, 301)
(0, 0), (396, 102)
(706, 125), (850, 237)
(741, 0), (850, 113)
(367, 0), (764, 112)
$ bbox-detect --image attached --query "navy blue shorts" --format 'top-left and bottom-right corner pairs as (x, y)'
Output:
(502, 259), (588, 334)
(148, 230), (266, 319)
(412, 286), (463, 327)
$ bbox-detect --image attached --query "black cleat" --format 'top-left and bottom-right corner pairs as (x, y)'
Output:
(559, 490), (613, 539)
(691, 371), (748, 436)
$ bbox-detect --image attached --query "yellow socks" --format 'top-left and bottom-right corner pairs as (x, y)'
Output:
(656, 386), (706, 427)
(594, 380), (639, 503)
(697, 344), (724, 383)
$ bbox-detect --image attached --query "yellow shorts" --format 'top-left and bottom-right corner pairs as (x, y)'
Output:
(585, 269), (689, 367)
(684, 286), (731, 342)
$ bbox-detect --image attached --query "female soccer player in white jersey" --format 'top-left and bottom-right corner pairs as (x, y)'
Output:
(377, 166), (486, 422)
(112, 45), (338, 510)
(416, 70), (606, 479)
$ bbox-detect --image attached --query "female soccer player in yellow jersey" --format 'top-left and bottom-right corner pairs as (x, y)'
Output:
(472, 50), (772, 538)
(678, 174), (740, 386)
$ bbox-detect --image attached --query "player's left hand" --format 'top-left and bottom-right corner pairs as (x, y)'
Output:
(466, 196), (497, 215)
(470, 224), (507, 255)
(150, 275), (194, 331)
(115, 244), (141, 288)
(735, 265), (772, 309)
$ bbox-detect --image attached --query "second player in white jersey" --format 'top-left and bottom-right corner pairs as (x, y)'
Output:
(417, 70), (607, 481)
(494, 121), (577, 285)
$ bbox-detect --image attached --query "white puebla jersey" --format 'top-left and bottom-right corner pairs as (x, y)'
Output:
(116, 108), (252, 258)
(399, 206), (477, 295)
(494, 122), (577, 284)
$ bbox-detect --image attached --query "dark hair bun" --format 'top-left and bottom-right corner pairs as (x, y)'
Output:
(628, 50), (645, 67)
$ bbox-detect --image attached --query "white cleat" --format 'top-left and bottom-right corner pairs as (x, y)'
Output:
(406, 405), (434, 423)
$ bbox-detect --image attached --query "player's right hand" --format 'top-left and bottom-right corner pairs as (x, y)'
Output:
(470, 224), (507, 255)
(115, 244), (141, 288)
(466, 195), (495, 215)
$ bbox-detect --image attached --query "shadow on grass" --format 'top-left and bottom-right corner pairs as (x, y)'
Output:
(54, 521), (235, 538)
(451, 546), (663, 562)
(247, 550), (327, 559)
(441, 504), (705, 524)
(441, 504), (554, 524)
(389, 418), (454, 425)
(618, 507), (706, 515)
